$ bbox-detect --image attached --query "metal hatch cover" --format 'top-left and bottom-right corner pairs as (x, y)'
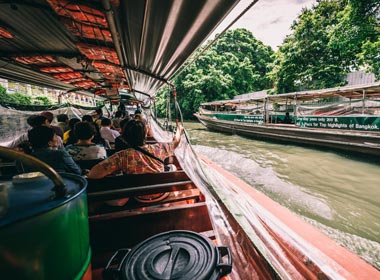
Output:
(104, 230), (232, 280)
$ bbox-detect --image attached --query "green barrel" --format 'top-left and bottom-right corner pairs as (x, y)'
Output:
(0, 173), (90, 280)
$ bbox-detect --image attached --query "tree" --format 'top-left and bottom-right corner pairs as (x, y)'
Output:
(33, 96), (51, 105)
(360, 41), (380, 78)
(271, 1), (348, 93)
(0, 86), (32, 105)
(157, 28), (275, 119)
(348, 0), (380, 79)
(271, 0), (380, 93)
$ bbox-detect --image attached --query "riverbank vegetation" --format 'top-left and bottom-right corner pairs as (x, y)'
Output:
(156, 0), (379, 119)
(0, 85), (51, 105)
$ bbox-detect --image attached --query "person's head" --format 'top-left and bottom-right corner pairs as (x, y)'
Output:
(90, 109), (102, 120)
(95, 108), (103, 115)
(28, 126), (58, 148)
(101, 118), (111, 127)
(118, 102), (125, 110)
(68, 118), (81, 130)
(57, 114), (69, 123)
(74, 121), (95, 140)
(124, 119), (146, 147)
(134, 113), (147, 124)
(134, 109), (142, 115)
(27, 115), (49, 128)
(92, 108), (103, 119)
(285, 112), (290, 117)
(120, 118), (131, 134)
(40, 111), (54, 124)
(82, 114), (93, 123)
(115, 111), (124, 118)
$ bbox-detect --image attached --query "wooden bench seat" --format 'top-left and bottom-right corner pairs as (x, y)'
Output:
(86, 170), (194, 201)
(89, 188), (202, 215)
(89, 202), (213, 268)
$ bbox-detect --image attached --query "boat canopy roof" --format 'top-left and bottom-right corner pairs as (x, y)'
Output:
(201, 81), (380, 106)
(0, 0), (241, 101)
(268, 81), (380, 101)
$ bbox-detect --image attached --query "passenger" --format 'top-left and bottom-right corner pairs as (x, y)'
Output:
(92, 108), (106, 127)
(134, 113), (153, 137)
(7, 115), (49, 149)
(26, 126), (81, 175)
(114, 118), (132, 151)
(40, 111), (64, 138)
(63, 118), (80, 145)
(283, 112), (292, 124)
(88, 120), (183, 179)
(66, 122), (107, 161)
(112, 110), (125, 132)
(57, 114), (70, 133)
(82, 114), (105, 146)
(117, 102), (126, 113)
(99, 118), (120, 148)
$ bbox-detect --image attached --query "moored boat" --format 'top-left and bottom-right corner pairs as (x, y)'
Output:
(0, 0), (379, 279)
(195, 82), (380, 157)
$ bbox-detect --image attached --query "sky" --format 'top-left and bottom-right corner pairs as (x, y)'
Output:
(211, 0), (317, 50)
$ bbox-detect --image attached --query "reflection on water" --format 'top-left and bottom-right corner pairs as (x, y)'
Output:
(185, 121), (380, 269)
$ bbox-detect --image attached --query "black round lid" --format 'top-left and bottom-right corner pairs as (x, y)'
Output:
(122, 230), (219, 280)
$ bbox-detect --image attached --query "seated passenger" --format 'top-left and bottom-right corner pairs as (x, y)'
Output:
(88, 120), (183, 179)
(82, 114), (105, 146)
(114, 118), (132, 151)
(7, 115), (49, 149)
(134, 113), (153, 137)
(283, 112), (293, 124)
(40, 111), (64, 139)
(26, 126), (81, 175)
(99, 118), (120, 148)
(57, 113), (70, 133)
(63, 118), (80, 145)
(66, 122), (107, 161)
(111, 110), (126, 132)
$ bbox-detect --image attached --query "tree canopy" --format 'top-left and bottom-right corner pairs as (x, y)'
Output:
(271, 0), (379, 93)
(156, 28), (274, 119)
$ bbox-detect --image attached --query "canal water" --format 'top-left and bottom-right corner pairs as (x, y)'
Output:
(184, 121), (380, 269)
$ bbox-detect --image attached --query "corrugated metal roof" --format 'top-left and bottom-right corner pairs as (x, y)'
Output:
(346, 71), (376, 85)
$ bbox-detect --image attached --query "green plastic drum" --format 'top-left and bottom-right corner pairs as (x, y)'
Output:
(0, 172), (90, 280)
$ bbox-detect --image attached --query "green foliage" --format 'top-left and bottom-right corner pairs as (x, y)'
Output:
(32, 96), (51, 105)
(360, 41), (380, 78)
(0, 85), (52, 105)
(271, 0), (380, 93)
(157, 28), (275, 119)
(271, 1), (348, 93)
(0, 84), (6, 95)
(0, 87), (32, 105)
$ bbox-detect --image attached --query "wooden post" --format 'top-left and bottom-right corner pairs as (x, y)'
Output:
(362, 90), (366, 115)
(294, 95), (298, 125)
(263, 97), (267, 124)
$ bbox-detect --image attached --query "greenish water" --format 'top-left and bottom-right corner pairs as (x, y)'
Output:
(184, 121), (380, 269)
